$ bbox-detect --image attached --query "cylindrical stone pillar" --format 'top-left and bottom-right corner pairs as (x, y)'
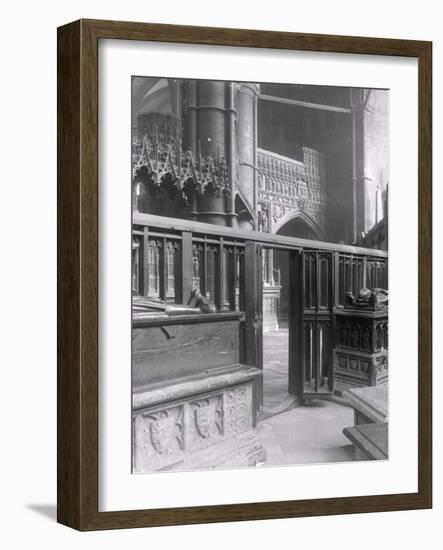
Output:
(197, 80), (226, 158)
(195, 80), (229, 225)
(183, 80), (198, 154)
(236, 83), (260, 219)
(226, 82), (238, 228)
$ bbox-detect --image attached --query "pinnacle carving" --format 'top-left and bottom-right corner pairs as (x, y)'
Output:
(133, 133), (230, 206)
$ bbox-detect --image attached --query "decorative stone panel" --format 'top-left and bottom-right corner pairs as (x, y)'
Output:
(133, 373), (263, 473)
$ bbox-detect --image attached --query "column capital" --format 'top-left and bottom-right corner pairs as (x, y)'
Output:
(237, 82), (261, 96)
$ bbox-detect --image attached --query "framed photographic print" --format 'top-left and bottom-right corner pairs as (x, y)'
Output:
(57, 19), (432, 530)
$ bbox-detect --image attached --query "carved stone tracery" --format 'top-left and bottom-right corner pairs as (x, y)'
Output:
(257, 148), (327, 235)
(133, 129), (230, 211)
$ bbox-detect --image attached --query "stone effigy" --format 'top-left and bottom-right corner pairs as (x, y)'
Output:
(345, 288), (388, 310)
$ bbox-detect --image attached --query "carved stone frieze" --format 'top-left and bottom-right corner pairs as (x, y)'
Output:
(257, 148), (327, 234)
(190, 394), (223, 441)
(133, 404), (185, 472)
(224, 384), (252, 435)
(334, 349), (388, 387)
(133, 377), (260, 473)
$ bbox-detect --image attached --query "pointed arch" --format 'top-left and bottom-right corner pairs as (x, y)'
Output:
(132, 77), (177, 126)
(273, 209), (326, 241)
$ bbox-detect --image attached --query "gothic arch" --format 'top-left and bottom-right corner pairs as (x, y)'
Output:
(273, 209), (326, 241)
(132, 77), (179, 126)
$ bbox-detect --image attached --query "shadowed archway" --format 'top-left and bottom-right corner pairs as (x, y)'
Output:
(262, 213), (325, 416)
(274, 210), (325, 241)
(275, 214), (323, 324)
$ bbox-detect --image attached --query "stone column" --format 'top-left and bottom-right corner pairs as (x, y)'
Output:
(183, 80), (198, 155)
(197, 80), (227, 158)
(351, 105), (359, 243)
(226, 82), (238, 228)
(352, 88), (389, 239)
(352, 89), (371, 239)
(186, 80), (230, 226)
(236, 83), (260, 225)
(181, 81), (198, 220)
(267, 249), (275, 285)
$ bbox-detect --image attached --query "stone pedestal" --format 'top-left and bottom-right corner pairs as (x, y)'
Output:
(262, 285), (282, 332)
(237, 83), (260, 209)
(342, 385), (388, 460)
(342, 384), (388, 425)
(333, 308), (388, 388)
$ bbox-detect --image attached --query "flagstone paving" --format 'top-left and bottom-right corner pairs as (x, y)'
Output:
(260, 328), (356, 465)
(257, 400), (356, 466)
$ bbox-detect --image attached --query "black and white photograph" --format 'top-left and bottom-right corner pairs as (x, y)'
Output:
(131, 77), (389, 473)
(3, 0), (436, 543)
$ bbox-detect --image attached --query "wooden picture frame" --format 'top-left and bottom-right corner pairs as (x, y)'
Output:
(57, 19), (432, 530)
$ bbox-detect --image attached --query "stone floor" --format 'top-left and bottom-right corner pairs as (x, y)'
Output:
(260, 328), (356, 465)
(257, 400), (356, 466)
(262, 328), (295, 417)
